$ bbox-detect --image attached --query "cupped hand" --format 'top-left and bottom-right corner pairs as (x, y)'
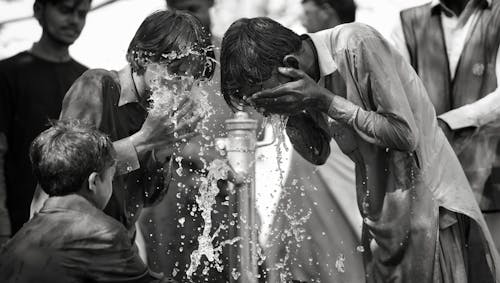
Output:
(247, 67), (325, 115)
(132, 97), (203, 158)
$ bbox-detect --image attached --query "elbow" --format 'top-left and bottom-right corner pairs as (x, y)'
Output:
(394, 128), (418, 152)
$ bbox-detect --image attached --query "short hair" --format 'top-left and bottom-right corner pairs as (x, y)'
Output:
(220, 17), (302, 110)
(29, 120), (115, 197)
(126, 10), (215, 78)
(302, 0), (356, 23)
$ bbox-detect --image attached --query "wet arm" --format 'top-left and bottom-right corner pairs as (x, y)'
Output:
(60, 73), (140, 175)
(321, 36), (418, 152)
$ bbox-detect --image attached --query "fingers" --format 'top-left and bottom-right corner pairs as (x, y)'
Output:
(174, 98), (196, 123)
(278, 67), (305, 79)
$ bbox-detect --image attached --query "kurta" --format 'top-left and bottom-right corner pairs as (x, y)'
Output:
(288, 23), (500, 282)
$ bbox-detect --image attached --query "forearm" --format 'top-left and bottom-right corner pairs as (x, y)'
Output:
(321, 90), (417, 151)
(439, 88), (500, 130)
(0, 132), (11, 238)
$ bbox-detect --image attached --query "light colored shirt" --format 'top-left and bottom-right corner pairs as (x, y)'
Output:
(390, 0), (500, 131)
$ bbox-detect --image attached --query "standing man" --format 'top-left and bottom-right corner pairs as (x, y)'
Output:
(0, 0), (91, 244)
(221, 17), (500, 282)
(265, 1), (364, 282)
(391, 0), (500, 251)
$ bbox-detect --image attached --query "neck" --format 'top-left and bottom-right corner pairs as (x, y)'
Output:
(300, 39), (321, 81)
(442, 0), (469, 16)
(117, 65), (147, 106)
(30, 33), (71, 63)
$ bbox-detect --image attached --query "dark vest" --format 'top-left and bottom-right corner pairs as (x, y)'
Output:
(400, 1), (500, 115)
(400, 1), (500, 210)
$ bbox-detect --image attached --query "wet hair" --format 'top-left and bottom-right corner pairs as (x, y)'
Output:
(30, 120), (115, 197)
(126, 10), (215, 78)
(220, 17), (302, 110)
(302, 0), (356, 23)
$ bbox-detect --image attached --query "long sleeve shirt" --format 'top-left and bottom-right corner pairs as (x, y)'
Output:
(292, 23), (500, 282)
(390, 0), (500, 132)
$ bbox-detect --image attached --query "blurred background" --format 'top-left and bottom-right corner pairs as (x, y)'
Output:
(0, 0), (428, 67)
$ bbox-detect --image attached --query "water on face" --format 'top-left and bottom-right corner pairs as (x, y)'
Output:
(141, 48), (315, 282)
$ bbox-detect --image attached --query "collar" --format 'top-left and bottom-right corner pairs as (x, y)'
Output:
(118, 65), (140, 107)
(304, 31), (338, 77)
(40, 194), (100, 215)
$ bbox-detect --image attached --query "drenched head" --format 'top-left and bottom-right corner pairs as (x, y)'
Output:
(126, 10), (215, 80)
(220, 17), (302, 110)
(30, 120), (116, 208)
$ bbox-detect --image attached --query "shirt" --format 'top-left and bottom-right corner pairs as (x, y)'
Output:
(293, 24), (500, 282)
(0, 194), (162, 283)
(0, 51), (87, 236)
(391, 0), (500, 131)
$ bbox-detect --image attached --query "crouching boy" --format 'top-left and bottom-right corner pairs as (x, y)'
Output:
(0, 120), (174, 283)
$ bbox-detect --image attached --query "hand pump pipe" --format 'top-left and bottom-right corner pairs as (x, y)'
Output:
(216, 111), (274, 283)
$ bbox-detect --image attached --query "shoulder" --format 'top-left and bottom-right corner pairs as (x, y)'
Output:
(0, 51), (33, 74)
(400, 2), (432, 20)
(331, 23), (387, 48)
(67, 68), (118, 97)
(81, 208), (131, 247)
(69, 58), (89, 73)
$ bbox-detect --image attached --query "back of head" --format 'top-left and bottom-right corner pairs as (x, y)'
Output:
(126, 9), (215, 79)
(303, 0), (356, 23)
(220, 17), (302, 110)
(29, 120), (115, 197)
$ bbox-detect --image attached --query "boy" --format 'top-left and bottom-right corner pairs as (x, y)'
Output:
(0, 120), (174, 282)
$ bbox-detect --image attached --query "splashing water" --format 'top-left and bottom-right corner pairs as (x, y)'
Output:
(186, 159), (241, 279)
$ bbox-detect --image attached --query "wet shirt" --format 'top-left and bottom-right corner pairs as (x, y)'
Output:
(0, 51), (87, 234)
(0, 194), (159, 283)
(290, 24), (500, 282)
(59, 69), (170, 240)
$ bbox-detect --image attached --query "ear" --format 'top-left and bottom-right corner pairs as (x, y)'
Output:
(283, 55), (300, 69)
(88, 172), (99, 193)
(33, 2), (44, 24)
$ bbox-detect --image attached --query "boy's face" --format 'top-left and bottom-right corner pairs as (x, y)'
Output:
(143, 55), (208, 92)
(37, 0), (91, 46)
(93, 164), (115, 210)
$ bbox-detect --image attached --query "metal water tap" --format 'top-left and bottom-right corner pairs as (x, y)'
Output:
(215, 111), (275, 283)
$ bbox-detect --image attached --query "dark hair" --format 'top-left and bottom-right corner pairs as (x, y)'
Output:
(302, 0), (356, 23)
(220, 17), (302, 110)
(29, 120), (115, 197)
(126, 10), (215, 78)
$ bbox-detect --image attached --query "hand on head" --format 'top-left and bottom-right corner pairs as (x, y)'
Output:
(246, 67), (323, 115)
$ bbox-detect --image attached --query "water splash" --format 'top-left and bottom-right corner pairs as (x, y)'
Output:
(186, 159), (241, 279)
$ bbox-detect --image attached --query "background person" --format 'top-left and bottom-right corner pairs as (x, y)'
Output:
(0, 0), (91, 245)
(390, 0), (500, 253)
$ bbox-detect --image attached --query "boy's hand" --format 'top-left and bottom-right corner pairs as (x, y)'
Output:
(131, 97), (202, 156)
(247, 67), (328, 115)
